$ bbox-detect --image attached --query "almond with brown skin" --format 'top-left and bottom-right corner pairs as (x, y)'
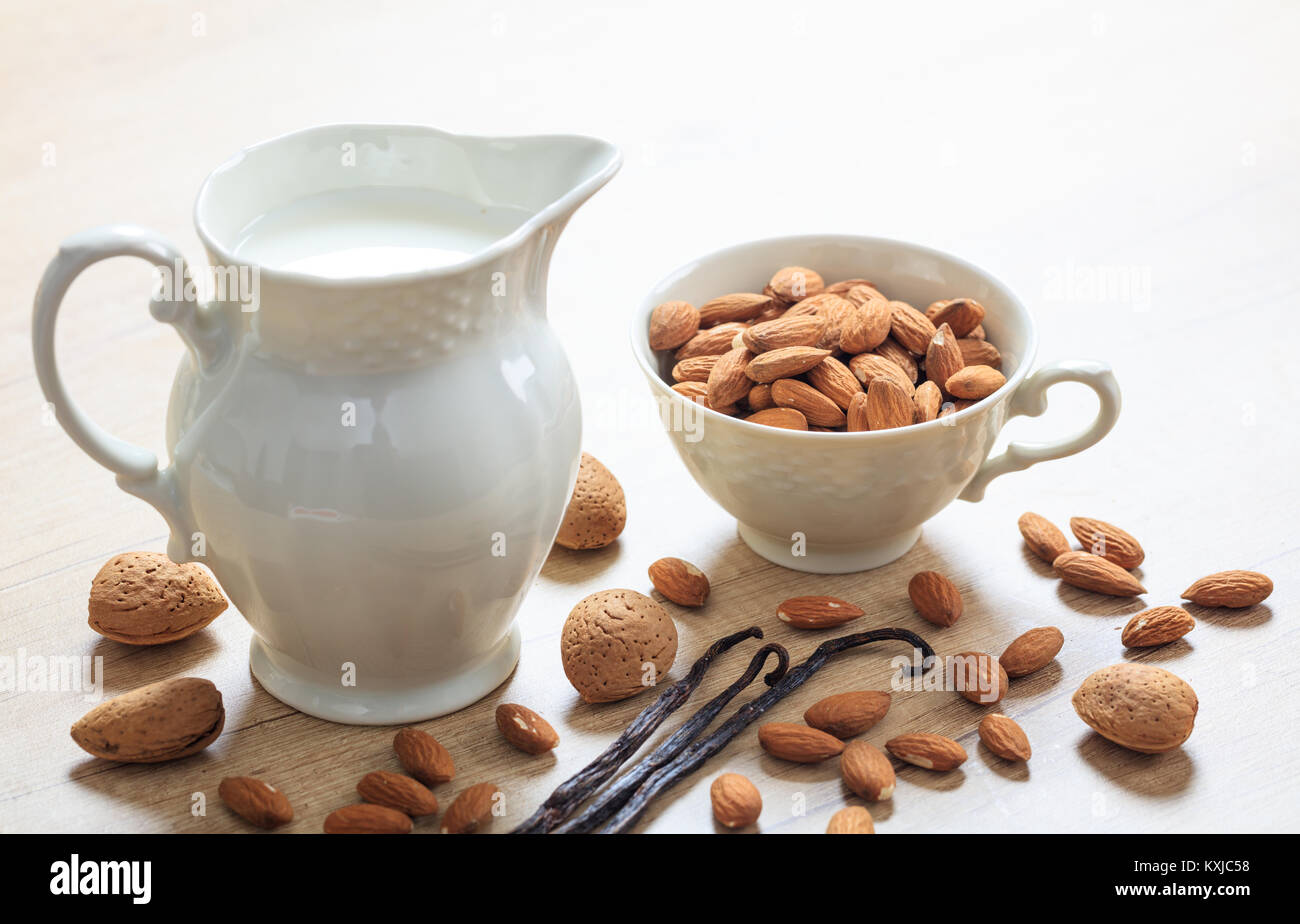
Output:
(1181, 570), (1273, 608)
(710, 773), (762, 828)
(842, 392), (867, 431)
(1054, 551), (1146, 596)
(958, 337), (1001, 368)
(745, 407), (809, 430)
(747, 383), (773, 411)
(925, 323), (964, 395)
(913, 380), (942, 423)
(804, 690), (891, 738)
(674, 322), (747, 360)
(776, 595), (865, 629)
(812, 294), (856, 351)
(71, 676), (224, 763)
(746, 346), (832, 383)
(393, 727), (455, 785)
(951, 651), (1008, 705)
(671, 354), (720, 383)
(357, 771), (440, 816)
(848, 352), (914, 395)
(698, 292), (773, 327)
(671, 381), (708, 403)
(219, 776), (294, 829)
(741, 314), (826, 352)
(873, 338), (919, 382)
(1072, 663), (1198, 753)
(929, 298), (986, 338)
(1122, 606), (1195, 648)
(888, 300), (937, 355)
(825, 805), (875, 833)
(768, 266), (824, 304)
(839, 299), (893, 354)
(707, 347), (754, 408)
(886, 733), (967, 771)
(758, 723), (845, 763)
(840, 740), (896, 801)
(324, 803), (412, 834)
(978, 714), (1031, 761)
(1018, 512), (1071, 563)
(908, 571), (963, 627)
(865, 376), (913, 430)
(440, 782), (501, 834)
(648, 300), (700, 350)
(647, 557), (710, 607)
(946, 364), (1005, 399)
(784, 291), (841, 317)
(999, 626), (1064, 677)
(1069, 517), (1145, 569)
(771, 378), (846, 427)
(843, 282), (885, 304)
(828, 278), (878, 298)
(805, 355), (863, 410)
(495, 703), (560, 754)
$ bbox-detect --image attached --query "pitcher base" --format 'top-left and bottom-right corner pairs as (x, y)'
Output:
(249, 626), (522, 725)
(737, 522), (922, 574)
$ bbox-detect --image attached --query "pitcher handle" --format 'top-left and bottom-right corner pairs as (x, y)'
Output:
(959, 359), (1121, 502)
(32, 225), (225, 536)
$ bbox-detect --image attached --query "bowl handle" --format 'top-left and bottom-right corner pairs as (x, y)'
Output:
(959, 360), (1121, 502)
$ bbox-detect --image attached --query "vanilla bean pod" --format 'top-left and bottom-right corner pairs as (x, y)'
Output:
(598, 627), (936, 834)
(511, 626), (766, 834)
(553, 641), (790, 834)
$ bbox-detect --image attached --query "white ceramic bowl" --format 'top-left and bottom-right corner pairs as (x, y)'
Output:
(631, 234), (1121, 573)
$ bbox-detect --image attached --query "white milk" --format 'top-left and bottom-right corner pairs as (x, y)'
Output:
(232, 187), (534, 278)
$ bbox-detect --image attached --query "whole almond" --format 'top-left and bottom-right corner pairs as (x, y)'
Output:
(746, 407), (809, 430)
(707, 346), (754, 408)
(747, 383), (773, 411)
(647, 557), (710, 606)
(843, 282), (886, 304)
(768, 266), (824, 303)
(219, 776), (293, 829)
(357, 771), (440, 816)
(805, 355), (863, 410)
(746, 346), (832, 383)
(812, 295), (856, 351)
(846, 392), (870, 431)
(1122, 606), (1195, 647)
(71, 676), (224, 763)
(848, 352), (915, 394)
(758, 722), (845, 763)
(825, 805), (875, 834)
(671, 381), (709, 403)
(873, 338), (919, 383)
(978, 714), (1031, 761)
(888, 300), (937, 355)
(1069, 516), (1145, 569)
(741, 314), (826, 352)
(648, 300), (700, 350)
(999, 626), (1065, 677)
(968, 323), (987, 339)
(925, 323), (964, 395)
(776, 595), (865, 629)
(946, 364), (1005, 400)
(885, 733), (967, 771)
(951, 651), (1008, 705)
(698, 292), (773, 327)
(828, 278), (879, 298)
(958, 338), (1001, 368)
(804, 690), (891, 738)
(440, 782), (501, 834)
(674, 322), (747, 360)
(710, 773), (762, 828)
(1054, 550), (1146, 596)
(1072, 663), (1198, 753)
(865, 377), (914, 430)
(907, 571), (963, 627)
(839, 299), (892, 353)
(840, 740), (896, 801)
(87, 551), (227, 646)
(324, 803), (412, 834)
(495, 703), (560, 754)
(671, 354), (720, 383)
(393, 727), (455, 785)
(1182, 570), (1273, 608)
(1018, 512), (1071, 563)
(929, 298), (986, 338)
(771, 378), (846, 427)
(784, 292), (839, 317)
(913, 380), (942, 423)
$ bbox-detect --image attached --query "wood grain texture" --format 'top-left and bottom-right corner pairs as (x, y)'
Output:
(1, 0), (1297, 833)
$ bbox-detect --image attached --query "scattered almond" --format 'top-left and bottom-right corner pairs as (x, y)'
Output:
(775, 595), (865, 629)
(357, 771), (440, 816)
(70, 676), (224, 763)
(1072, 663), (1198, 753)
(324, 803), (412, 834)
(648, 300), (700, 350)
(1069, 516), (1145, 569)
(555, 452), (626, 550)
(951, 651), (1008, 705)
(1054, 550), (1146, 596)
(908, 571), (963, 627)
(978, 714), (1031, 761)
(218, 776), (293, 829)
(1121, 606), (1195, 648)
(840, 741), (896, 801)
(495, 703), (560, 755)
(885, 733), (967, 771)
(999, 626), (1064, 677)
(393, 727), (455, 785)
(825, 805), (875, 834)
(804, 690), (890, 738)
(1182, 570), (1273, 608)
(647, 557), (710, 606)
(1018, 512), (1071, 563)
(440, 782), (501, 834)
(710, 773), (762, 828)
(758, 722), (846, 763)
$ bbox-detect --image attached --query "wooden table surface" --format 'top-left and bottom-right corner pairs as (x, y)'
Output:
(2, 0), (1297, 834)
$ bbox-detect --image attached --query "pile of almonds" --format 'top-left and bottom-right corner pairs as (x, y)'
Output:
(649, 265), (1006, 431)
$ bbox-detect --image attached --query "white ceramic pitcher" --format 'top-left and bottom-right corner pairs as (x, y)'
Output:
(33, 125), (621, 724)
